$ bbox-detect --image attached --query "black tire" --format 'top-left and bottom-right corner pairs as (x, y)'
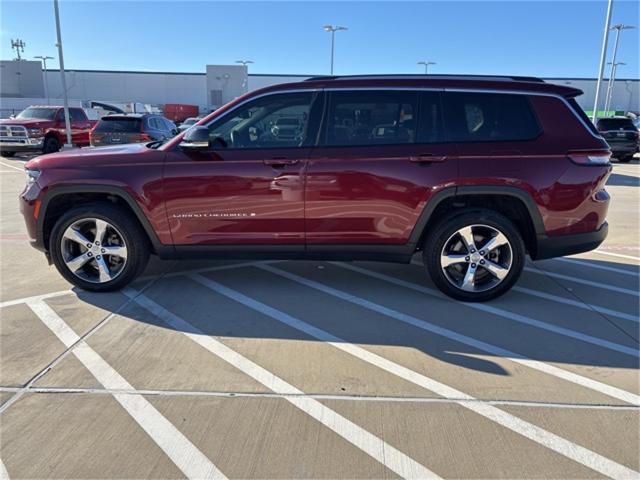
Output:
(0, 151), (16, 157)
(618, 155), (634, 163)
(42, 136), (60, 154)
(422, 209), (525, 302)
(49, 202), (150, 292)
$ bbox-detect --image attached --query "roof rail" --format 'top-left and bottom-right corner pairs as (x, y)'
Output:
(304, 74), (545, 83)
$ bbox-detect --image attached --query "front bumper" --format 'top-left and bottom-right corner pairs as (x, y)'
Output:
(534, 222), (608, 260)
(0, 137), (44, 152)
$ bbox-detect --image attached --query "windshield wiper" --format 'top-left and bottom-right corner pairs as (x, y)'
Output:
(146, 139), (167, 149)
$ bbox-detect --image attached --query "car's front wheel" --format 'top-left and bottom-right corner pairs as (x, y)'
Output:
(423, 210), (525, 302)
(49, 203), (150, 292)
(0, 151), (16, 157)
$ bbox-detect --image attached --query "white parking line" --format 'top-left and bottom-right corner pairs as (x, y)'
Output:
(594, 250), (640, 261)
(512, 286), (639, 323)
(188, 271), (639, 479)
(0, 459), (9, 480)
(258, 265), (639, 404)
(554, 257), (640, 277)
(25, 300), (226, 480)
(524, 267), (640, 296)
(123, 288), (439, 479)
(0, 161), (23, 172)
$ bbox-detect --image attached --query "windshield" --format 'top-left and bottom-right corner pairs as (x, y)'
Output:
(17, 107), (57, 120)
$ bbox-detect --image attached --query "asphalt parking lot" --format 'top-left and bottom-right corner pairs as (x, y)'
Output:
(0, 153), (639, 479)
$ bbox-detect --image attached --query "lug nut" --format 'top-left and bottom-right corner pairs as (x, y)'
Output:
(87, 252), (93, 257)
(471, 263), (476, 268)
(86, 243), (92, 248)
(480, 259), (485, 265)
(95, 241), (100, 246)
(96, 255), (101, 260)
(465, 256), (470, 261)
(101, 248), (106, 253)
(479, 250), (485, 255)
(470, 249), (476, 253)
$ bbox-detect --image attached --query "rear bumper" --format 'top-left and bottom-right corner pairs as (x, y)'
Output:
(533, 222), (608, 260)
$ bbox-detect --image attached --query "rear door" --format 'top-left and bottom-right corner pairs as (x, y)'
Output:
(305, 89), (457, 247)
(69, 108), (92, 145)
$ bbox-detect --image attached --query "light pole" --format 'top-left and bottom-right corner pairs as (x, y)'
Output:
(235, 60), (253, 93)
(323, 25), (348, 75)
(235, 60), (254, 68)
(604, 61), (626, 114)
(34, 55), (54, 105)
(417, 61), (436, 74)
(603, 24), (634, 114)
(53, 0), (72, 148)
(591, 0), (614, 121)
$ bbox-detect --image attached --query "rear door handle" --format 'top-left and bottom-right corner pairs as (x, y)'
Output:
(263, 158), (300, 167)
(409, 154), (447, 163)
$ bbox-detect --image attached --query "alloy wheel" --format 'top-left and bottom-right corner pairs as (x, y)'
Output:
(440, 224), (513, 293)
(60, 218), (128, 283)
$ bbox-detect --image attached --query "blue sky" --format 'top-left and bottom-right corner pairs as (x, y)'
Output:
(1, 0), (638, 78)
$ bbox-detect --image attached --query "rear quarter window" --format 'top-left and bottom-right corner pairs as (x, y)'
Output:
(444, 92), (541, 142)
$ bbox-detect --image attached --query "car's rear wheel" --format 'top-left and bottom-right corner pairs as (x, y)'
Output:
(49, 203), (149, 292)
(42, 136), (60, 154)
(0, 151), (16, 157)
(618, 155), (634, 163)
(423, 210), (525, 302)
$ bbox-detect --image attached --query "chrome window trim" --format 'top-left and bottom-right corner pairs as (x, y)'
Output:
(198, 86), (604, 142)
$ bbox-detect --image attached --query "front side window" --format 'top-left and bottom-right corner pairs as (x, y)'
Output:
(324, 91), (419, 146)
(207, 92), (314, 149)
(444, 92), (541, 142)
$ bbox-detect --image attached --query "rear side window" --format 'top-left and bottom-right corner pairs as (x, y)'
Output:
(95, 118), (142, 133)
(70, 108), (87, 122)
(443, 92), (541, 142)
(324, 91), (419, 146)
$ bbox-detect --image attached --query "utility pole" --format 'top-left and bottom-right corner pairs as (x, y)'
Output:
(323, 25), (348, 75)
(53, 0), (72, 148)
(34, 55), (54, 105)
(591, 0), (614, 121)
(11, 39), (26, 60)
(603, 24), (634, 114)
(417, 61), (436, 74)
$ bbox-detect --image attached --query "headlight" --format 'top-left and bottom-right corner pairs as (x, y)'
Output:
(25, 168), (41, 185)
(27, 128), (44, 137)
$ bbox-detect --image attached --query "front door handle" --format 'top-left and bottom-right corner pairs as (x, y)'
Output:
(263, 158), (300, 167)
(409, 154), (447, 163)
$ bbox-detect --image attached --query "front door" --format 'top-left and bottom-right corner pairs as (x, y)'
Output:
(305, 89), (458, 247)
(164, 91), (319, 246)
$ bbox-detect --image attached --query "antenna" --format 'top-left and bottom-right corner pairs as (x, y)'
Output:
(11, 39), (26, 60)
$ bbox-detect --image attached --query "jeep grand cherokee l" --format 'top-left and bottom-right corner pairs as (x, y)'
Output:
(20, 75), (611, 302)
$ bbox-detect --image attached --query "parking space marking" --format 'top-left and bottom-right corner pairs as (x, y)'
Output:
(24, 300), (226, 480)
(188, 271), (639, 479)
(398, 261), (639, 355)
(524, 267), (640, 296)
(123, 288), (439, 479)
(261, 264), (639, 404)
(555, 257), (640, 277)
(0, 161), (23, 172)
(0, 459), (9, 480)
(594, 250), (640, 261)
(512, 286), (639, 323)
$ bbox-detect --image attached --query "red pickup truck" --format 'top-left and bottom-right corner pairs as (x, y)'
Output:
(0, 106), (97, 157)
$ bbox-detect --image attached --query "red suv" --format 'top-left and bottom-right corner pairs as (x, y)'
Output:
(20, 75), (611, 301)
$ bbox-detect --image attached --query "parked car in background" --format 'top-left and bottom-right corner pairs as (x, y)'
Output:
(90, 114), (177, 147)
(164, 104), (199, 123)
(178, 116), (203, 132)
(0, 106), (97, 156)
(596, 117), (639, 162)
(20, 75), (612, 302)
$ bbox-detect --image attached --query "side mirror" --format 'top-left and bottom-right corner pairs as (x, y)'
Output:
(179, 126), (210, 150)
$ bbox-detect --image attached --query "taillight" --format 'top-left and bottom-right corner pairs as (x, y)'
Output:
(567, 151), (611, 166)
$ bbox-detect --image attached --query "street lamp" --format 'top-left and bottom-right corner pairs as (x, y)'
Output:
(34, 55), (54, 105)
(603, 24), (635, 114)
(591, 0), (614, 121)
(417, 61), (436, 74)
(604, 61), (626, 114)
(53, 0), (72, 148)
(235, 60), (254, 67)
(323, 25), (348, 75)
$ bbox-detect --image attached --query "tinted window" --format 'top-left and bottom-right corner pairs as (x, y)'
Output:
(70, 108), (87, 121)
(95, 118), (142, 133)
(148, 117), (161, 130)
(417, 92), (444, 143)
(207, 92), (314, 149)
(324, 91), (418, 146)
(597, 118), (635, 131)
(444, 92), (541, 142)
